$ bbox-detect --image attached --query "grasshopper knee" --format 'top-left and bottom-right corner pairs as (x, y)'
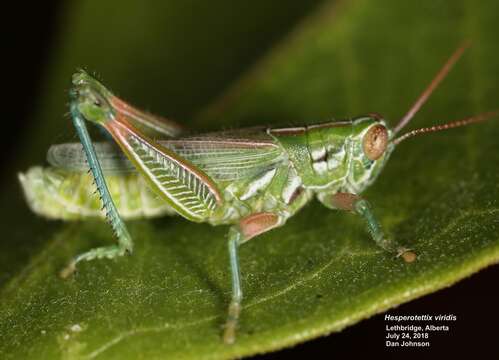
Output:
(238, 212), (281, 243)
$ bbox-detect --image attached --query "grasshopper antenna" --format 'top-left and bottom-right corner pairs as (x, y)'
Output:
(392, 110), (499, 145)
(393, 41), (471, 135)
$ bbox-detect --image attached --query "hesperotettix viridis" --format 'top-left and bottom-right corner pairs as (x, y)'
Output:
(19, 42), (497, 343)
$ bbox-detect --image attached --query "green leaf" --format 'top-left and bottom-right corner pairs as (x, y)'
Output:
(3, 0), (499, 359)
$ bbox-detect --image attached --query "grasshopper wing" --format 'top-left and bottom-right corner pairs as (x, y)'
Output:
(48, 142), (134, 174)
(47, 128), (285, 221)
(103, 114), (223, 221)
(49, 128), (285, 181)
(166, 128), (285, 182)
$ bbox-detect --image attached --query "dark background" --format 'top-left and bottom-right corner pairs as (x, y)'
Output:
(6, 2), (499, 359)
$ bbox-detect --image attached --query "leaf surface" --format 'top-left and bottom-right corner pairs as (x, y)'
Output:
(2, 0), (499, 359)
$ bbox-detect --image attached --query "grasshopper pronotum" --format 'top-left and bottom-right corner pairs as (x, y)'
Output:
(19, 43), (497, 343)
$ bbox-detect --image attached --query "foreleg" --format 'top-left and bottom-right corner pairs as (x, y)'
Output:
(320, 192), (416, 263)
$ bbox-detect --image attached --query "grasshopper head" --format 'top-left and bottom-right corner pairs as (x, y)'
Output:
(70, 70), (114, 125)
(347, 114), (395, 191)
(348, 104), (498, 193)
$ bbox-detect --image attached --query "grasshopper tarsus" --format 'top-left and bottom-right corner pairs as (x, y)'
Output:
(223, 301), (241, 344)
(223, 323), (237, 345)
(59, 261), (77, 279)
(399, 249), (418, 263)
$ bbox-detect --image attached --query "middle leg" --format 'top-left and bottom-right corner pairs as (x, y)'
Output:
(223, 212), (283, 344)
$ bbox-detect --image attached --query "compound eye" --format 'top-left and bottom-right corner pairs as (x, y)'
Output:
(363, 124), (388, 160)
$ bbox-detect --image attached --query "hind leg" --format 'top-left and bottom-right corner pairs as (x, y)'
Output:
(60, 107), (133, 278)
(61, 71), (201, 278)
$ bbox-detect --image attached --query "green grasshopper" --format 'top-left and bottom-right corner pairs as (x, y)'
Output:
(19, 43), (497, 343)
